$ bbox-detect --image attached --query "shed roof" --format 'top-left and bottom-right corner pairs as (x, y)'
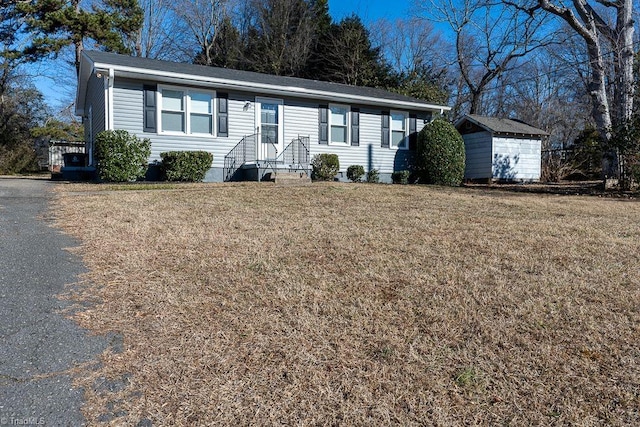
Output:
(76, 50), (451, 115)
(456, 114), (549, 137)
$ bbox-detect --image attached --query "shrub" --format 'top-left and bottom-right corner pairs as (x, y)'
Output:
(416, 118), (465, 186)
(0, 141), (39, 174)
(570, 127), (602, 179)
(366, 168), (380, 183)
(160, 151), (213, 182)
(95, 130), (151, 182)
(346, 164), (365, 182)
(311, 153), (340, 181)
(391, 170), (410, 185)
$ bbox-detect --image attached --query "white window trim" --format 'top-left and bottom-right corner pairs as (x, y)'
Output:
(329, 103), (350, 145)
(158, 85), (216, 137)
(390, 110), (408, 150)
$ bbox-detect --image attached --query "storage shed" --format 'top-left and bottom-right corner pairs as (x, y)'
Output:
(455, 114), (548, 181)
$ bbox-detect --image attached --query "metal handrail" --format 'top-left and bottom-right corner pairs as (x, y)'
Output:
(223, 133), (258, 181)
(261, 135), (279, 159)
(223, 133), (310, 181)
(280, 135), (310, 172)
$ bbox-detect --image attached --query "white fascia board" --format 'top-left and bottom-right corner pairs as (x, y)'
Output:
(92, 62), (451, 113)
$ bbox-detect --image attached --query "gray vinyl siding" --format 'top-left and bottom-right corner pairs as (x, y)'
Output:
(309, 107), (421, 175)
(81, 73), (106, 165)
(84, 74), (106, 144)
(113, 79), (143, 132)
(492, 136), (541, 180)
(283, 99), (317, 145)
(463, 132), (492, 179)
(112, 78), (255, 169)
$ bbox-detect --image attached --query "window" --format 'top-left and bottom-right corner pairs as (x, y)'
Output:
(330, 104), (349, 144)
(391, 111), (407, 149)
(159, 86), (215, 135)
(161, 89), (185, 133)
(261, 102), (279, 144)
(190, 92), (213, 134)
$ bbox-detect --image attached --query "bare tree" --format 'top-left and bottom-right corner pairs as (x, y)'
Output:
(530, 0), (635, 179)
(131, 0), (192, 61)
(170, 0), (230, 65)
(425, 0), (557, 116)
(502, 52), (591, 147)
(374, 17), (450, 102)
(375, 17), (443, 73)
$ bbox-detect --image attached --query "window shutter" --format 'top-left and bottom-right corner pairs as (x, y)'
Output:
(143, 84), (157, 133)
(381, 111), (390, 148)
(319, 105), (328, 144)
(217, 93), (228, 137)
(351, 108), (360, 146)
(409, 114), (417, 150)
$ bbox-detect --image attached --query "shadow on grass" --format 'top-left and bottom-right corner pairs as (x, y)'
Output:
(464, 180), (639, 200)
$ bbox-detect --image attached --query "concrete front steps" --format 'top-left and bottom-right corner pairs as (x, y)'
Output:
(267, 171), (312, 186)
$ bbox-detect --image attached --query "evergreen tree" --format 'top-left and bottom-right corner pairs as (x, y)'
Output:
(303, 0), (332, 80)
(319, 15), (393, 87)
(15, 0), (143, 73)
(244, 0), (314, 76)
(390, 64), (449, 104)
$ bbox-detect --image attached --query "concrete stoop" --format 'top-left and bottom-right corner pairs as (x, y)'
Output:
(273, 171), (312, 186)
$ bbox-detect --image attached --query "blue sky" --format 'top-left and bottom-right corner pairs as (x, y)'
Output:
(328, 0), (411, 23)
(35, 0), (414, 111)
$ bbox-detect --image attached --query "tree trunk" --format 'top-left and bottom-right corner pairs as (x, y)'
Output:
(536, 0), (634, 182)
(469, 91), (481, 115)
(73, 0), (83, 76)
(74, 40), (84, 76)
(614, 0), (635, 123)
(611, 0), (635, 183)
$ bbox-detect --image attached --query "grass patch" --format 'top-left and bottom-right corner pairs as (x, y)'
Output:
(53, 182), (640, 425)
(98, 182), (186, 191)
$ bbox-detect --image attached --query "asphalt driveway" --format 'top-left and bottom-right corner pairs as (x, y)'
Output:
(0, 178), (108, 426)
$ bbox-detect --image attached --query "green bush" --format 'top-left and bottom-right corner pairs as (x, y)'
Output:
(391, 170), (410, 184)
(346, 164), (365, 182)
(95, 130), (151, 182)
(311, 153), (340, 181)
(160, 151), (213, 182)
(570, 127), (602, 179)
(416, 118), (465, 186)
(366, 168), (380, 183)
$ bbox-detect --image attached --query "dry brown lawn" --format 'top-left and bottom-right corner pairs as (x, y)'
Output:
(53, 182), (640, 426)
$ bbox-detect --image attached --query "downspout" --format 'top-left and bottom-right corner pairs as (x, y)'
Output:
(106, 68), (115, 131)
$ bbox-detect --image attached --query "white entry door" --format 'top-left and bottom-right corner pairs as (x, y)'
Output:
(256, 97), (284, 160)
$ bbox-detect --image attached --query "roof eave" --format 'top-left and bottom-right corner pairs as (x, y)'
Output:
(455, 115), (491, 133)
(94, 62), (451, 112)
(456, 115), (548, 137)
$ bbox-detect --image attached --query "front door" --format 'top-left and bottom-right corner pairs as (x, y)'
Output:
(256, 97), (283, 160)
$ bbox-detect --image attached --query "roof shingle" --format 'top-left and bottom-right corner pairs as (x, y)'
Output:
(460, 114), (549, 136)
(83, 50), (446, 109)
